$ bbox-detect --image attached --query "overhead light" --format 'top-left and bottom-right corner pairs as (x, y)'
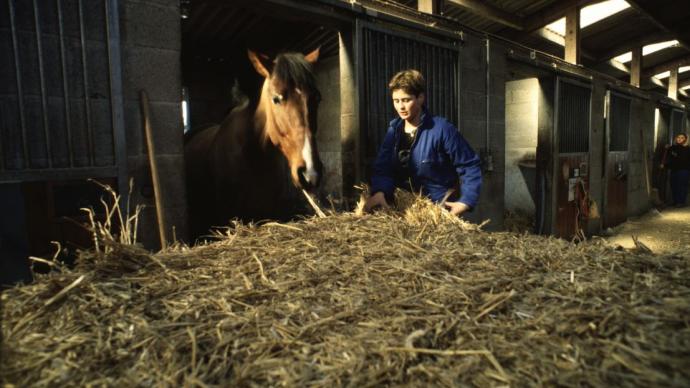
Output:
(614, 40), (680, 63)
(545, 0), (630, 36)
(654, 66), (690, 79)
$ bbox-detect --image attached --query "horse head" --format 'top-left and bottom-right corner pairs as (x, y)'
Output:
(248, 48), (323, 190)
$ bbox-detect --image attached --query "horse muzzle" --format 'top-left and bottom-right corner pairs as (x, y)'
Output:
(297, 165), (321, 190)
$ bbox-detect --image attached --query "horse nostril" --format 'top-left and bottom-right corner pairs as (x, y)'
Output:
(298, 166), (319, 189)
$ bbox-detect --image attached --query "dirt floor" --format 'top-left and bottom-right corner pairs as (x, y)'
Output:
(603, 206), (690, 253)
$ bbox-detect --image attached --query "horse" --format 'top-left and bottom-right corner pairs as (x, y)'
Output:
(184, 48), (323, 240)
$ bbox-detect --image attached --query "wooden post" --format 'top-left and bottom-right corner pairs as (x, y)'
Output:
(139, 90), (168, 249)
(564, 7), (580, 65)
(668, 67), (679, 99)
(418, 0), (440, 14)
(630, 46), (642, 87)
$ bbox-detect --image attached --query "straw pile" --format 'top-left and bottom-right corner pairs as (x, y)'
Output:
(2, 191), (690, 387)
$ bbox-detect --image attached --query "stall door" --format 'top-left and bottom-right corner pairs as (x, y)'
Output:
(0, 0), (126, 285)
(604, 91), (631, 228)
(553, 78), (591, 239)
(358, 21), (460, 176)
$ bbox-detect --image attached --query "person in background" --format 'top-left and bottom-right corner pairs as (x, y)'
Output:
(364, 69), (482, 216)
(661, 133), (690, 207)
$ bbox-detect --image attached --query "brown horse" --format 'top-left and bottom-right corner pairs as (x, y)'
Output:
(185, 48), (323, 239)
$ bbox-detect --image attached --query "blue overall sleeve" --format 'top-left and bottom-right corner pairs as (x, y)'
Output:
(442, 125), (482, 208)
(370, 126), (397, 200)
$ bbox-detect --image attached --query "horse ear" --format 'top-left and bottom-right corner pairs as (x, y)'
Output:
(304, 47), (320, 64)
(248, 49), (271, 78)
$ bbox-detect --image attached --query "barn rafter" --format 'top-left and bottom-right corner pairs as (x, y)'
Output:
(384, 0), (690, 99)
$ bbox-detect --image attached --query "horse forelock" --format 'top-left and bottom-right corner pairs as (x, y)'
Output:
(272, 53), (317, 95)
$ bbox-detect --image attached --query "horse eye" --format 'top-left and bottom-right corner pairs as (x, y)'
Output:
(272, 95), (283, 105)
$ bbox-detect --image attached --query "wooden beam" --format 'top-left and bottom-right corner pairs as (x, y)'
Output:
(564, 7), (580, 64)
(418, 0), (440, 15)
(523, 0), (601, 33)
(643, 55), (690, 77)
(626, 0), (690, 50)
(446, 0), (523, 30)
(593, 32), (673, 63)
(668, 67), (679, 99)
(630, 46), (642, 87)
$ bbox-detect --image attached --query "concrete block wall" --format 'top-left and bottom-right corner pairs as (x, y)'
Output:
(458, 34), (506, 230)
(504, 78), (539, 214)
(120, 0), (187, 248)
(339, 30), (359, 204)
(314, 55), (343, 202)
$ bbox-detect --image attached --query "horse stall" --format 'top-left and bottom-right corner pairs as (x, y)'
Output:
(551, 77), (593, 240)
(602, 90), (632, 228)
(502, 56), (596, 240)
(0, 0), (127, 285)
(504, 68), (593, 240)
(181, 0), (347, 239)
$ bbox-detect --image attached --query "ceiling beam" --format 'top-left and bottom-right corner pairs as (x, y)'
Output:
(522, 0), (602, 33)
(643, 55), (690, 77)
(626, 0), (690, 49)
(592, 31), (674, 63)
(445, 0), (524, 30)
(418, 0), (441, 15)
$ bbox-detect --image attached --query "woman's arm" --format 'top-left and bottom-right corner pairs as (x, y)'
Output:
(441, 124), (482, 209)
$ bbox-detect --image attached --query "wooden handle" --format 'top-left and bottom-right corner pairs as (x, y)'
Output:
(140, 90), (167, 248)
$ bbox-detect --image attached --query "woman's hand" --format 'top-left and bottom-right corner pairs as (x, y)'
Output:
(364, 192), (389, 213)
(444, 201), (470, 216)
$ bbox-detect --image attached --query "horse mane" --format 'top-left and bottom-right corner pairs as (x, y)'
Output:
(272, 52), (318, 94)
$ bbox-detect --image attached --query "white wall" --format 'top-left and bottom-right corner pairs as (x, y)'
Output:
(504, 78), (539, 214)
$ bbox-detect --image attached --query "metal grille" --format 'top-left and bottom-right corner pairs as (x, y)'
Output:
(671, 109), (685, 137)
(608, 92), (630, 152)
(557, 80), (591, 153)
(359, 22), (460, 161)
(0, 0), (125, 183)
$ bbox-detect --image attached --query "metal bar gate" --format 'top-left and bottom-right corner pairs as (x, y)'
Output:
(553, 77), (592, 239)
(0, 0), (126, 196)
(603, 90), (631, 228)
(356, 20), (461, 180)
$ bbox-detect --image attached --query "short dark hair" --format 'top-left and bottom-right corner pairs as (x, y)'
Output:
(388, 69), (426, 96)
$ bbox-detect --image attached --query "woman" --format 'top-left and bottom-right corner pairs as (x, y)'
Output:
(662, 133), (690, 207)
(364, 69), (482, 216)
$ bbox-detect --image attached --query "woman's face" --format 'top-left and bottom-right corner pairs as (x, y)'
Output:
(676, 134), (687, 145)
(392, 89), (425, 124)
